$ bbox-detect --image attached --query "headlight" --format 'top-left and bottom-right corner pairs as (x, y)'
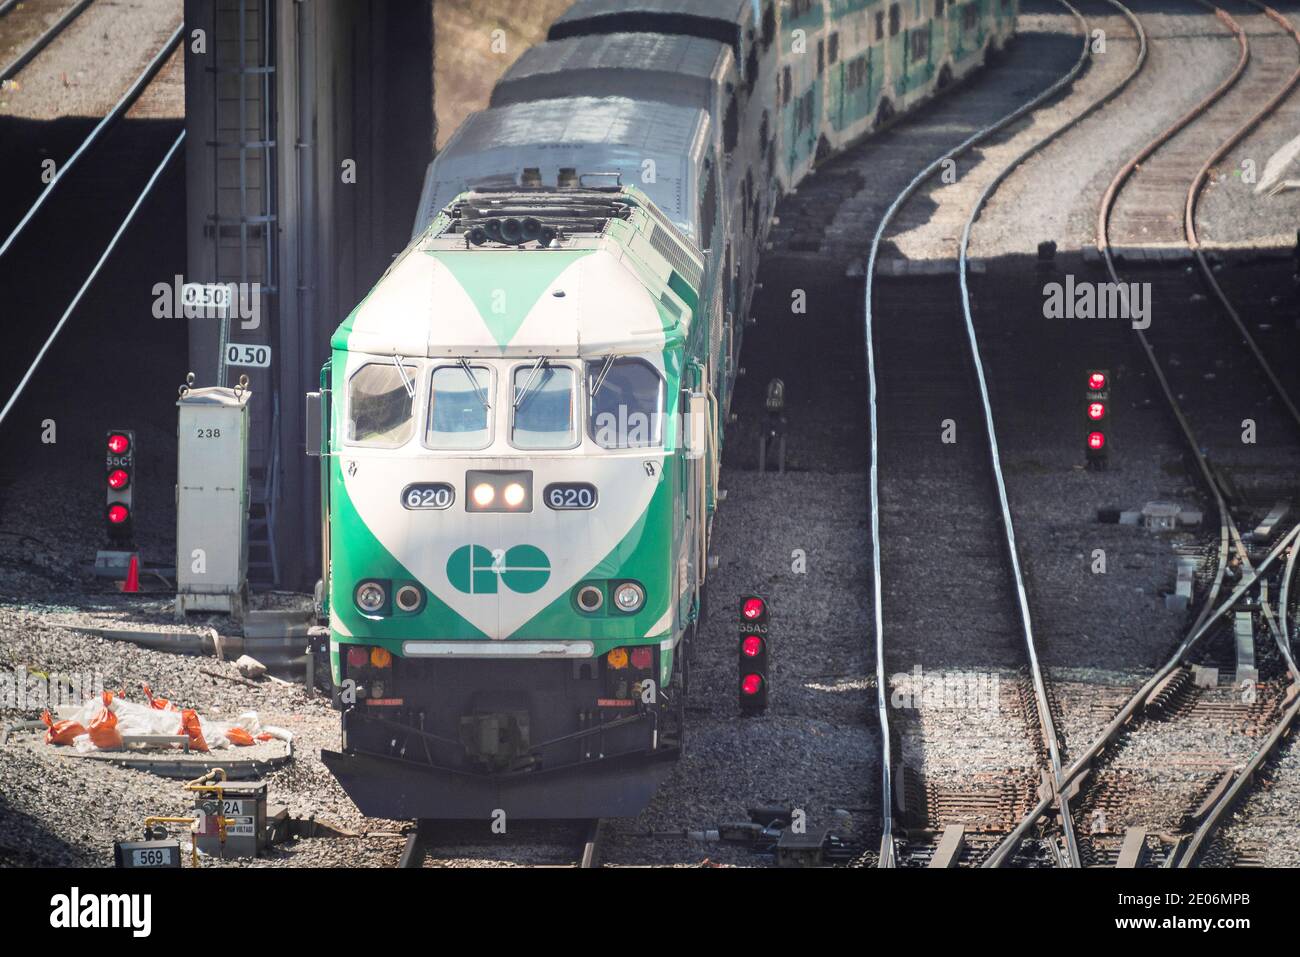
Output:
(355, 581), (387, 614)
(612, 582), (645, 614)
(394, 584), (424, 612)
(576, 585), (604, 612)
(503, 482), (527, 507)
(472, 483), (496, 507)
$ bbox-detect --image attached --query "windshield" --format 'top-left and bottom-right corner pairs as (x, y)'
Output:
(428, 364), (492, 449)
(347, 361), (419, 446)
(586, 357), (665, 449)
(512, 363), (576, 450)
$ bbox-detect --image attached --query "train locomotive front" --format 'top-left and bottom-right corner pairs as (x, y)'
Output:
(318, 189), (712, 820)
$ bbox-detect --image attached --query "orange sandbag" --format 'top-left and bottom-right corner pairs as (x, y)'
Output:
(142, 683), (178, 711)
(226, 727), (255, 747)
(87, 692), (123, 750)
(41, 710), (85, 746)
(255, 732), (274, 742)
(179, 708), (209, 752)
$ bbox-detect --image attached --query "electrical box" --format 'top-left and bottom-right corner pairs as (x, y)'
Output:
(192, 780), (268, 859)
(175, 383), (251, 619)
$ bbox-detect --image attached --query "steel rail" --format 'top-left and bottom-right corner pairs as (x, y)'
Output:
(0, 0), (95, 85)
(1185, 1), (1300, 433)
(961, 0), (1155, 871)
(1170, 2), (1300, 864)
(1179, 521), (1300, 867)
(0, 131), (185, 431)
(864, 0), (1091, 868)
(990, 0), (1254, 860)
(0, 24), (183, 261)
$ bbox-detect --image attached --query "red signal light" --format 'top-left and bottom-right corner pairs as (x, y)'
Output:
(107, 504), (130, 524)
(107, 433), (131, 455)
(1087, 372), (1107, 391)
(346, 646), (369, 668)
(107, 468), (130, 490)
(630, 647), (653, 670)
(742, 597), (766, 621)
(1088, 431), (1106, 450)
(741, 635), (764, 657)
(1088, 402), (1106, 421)
(741, 674), (764, 696)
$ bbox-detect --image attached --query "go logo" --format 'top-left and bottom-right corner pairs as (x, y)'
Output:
(446, 544), (550, 595)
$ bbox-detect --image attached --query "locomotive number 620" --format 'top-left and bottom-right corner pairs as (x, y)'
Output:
(402, 483), (455, 510)
(545, 483), (598, 510)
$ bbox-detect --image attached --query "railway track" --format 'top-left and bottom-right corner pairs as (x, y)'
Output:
(988, 0), (1300, 868)
(0, 0), (94, 86)
(398, 819), (606, 869)
(0, 25), (184, 431)
(0, 24), (182, 260)
(863, 0), (1157, 869)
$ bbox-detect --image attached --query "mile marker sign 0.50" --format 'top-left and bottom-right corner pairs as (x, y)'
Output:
(225, 343), (272, 368)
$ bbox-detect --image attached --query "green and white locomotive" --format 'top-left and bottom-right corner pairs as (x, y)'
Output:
(316, 0), (1016, 820)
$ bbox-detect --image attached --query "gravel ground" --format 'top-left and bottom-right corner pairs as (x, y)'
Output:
(2, 0), (1296, 869)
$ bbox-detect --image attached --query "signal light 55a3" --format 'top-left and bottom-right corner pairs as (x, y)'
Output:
(738, 596), (769, 715)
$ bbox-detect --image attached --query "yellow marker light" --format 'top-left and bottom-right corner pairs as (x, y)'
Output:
(606, 647), (629, 670)
(472, 483), (496, 507)
(370, 647), (392, 669)
(503, 483), (526, 507)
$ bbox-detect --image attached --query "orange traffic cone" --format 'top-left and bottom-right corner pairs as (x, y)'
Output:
(120, 554), (140, 593)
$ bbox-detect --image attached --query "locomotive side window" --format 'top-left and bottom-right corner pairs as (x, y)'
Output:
(587, 357), (665, 450)
(511, 362), (577, 450)
(346, 361), (419, 447)
(427, 364), (492, 450)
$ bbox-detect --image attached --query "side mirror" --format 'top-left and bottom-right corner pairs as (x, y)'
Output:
(305, 392), (323, 457)
(684, 391), (709, 460)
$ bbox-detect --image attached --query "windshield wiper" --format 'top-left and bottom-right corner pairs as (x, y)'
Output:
(393, 355), (415, 398)
(514, 356), (549, 410)
(457, 357), (491, 410)
(589, 355), (616, 399)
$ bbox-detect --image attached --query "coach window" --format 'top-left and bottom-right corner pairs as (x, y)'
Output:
(829, 32), (840, 65)
(511, 361), (577, 450)
(889, 4), (901, 36)
(724, 95), (740, 154)
(699, 159), (718, 250)
(427, 363), (492, 450)
(761, 2), (775, 49)
(586, 357), (665, 450)
(347, 360), (419, 447)
(875, 11), (885, 41)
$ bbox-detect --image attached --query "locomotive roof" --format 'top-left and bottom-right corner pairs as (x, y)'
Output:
(413, 96), (710, 241)
(551, 0), (755, 31)
(492, 32), (733, 111)
(339, 187), (702, 360)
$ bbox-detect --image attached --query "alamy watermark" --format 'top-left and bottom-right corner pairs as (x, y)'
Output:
(151, 275), (261, 329)
(1, 666), (104, 710)
(1043, 275), (1151, 330)
(890, 665), (1000, 713)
